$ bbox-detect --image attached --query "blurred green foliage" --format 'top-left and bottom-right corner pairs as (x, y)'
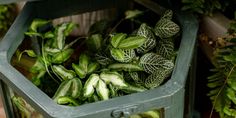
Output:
(0, 4), (16, 37)
(181, 0), (229, 16)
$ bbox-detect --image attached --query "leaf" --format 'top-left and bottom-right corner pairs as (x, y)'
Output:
(30, 19), (49, 32)
(95, 52), (113, 65)
(110, 48), (136, 63)
(125, 9), (143, 19)
(83, 74), (100, 98)
(53, 78), (83, 102)
(25, 50), (37, 57)
(51, 48), (74, 64)
(87, 62), (100, 74)
(86, 34), (103, 52)
(12, 96), (34, 118)
(144, 68), (172, 89)
(154, 19), (180, 38)
(54, 22), (76, 49)
(70, 78), (83, 98)
(111, 33), (127, 48)
(100, 71), (127, 87)
(161, 10), (173, 20)
(30, 58), (45, 73)
(129, 72), (144, 85)
(108, 63), (144, 72)
(139, 53), (174, 74)
(156, 39), (175, 59)
(72, 63), (86, 79)
(88, 20), (110, 35)
(17, 50), (37, 61)
(136, 23), (156, 54)
(96, 80), (109, 100)
(24, 32), (42, 37)
(52, 79), (73, 102)
(44, 31), (54, 39)
(57, 96), (80, 106)
(52, 65), (76, 80)
(79, 53), (90, 70)
(120, 84), (147, 93)
(117, 36), (146, 49)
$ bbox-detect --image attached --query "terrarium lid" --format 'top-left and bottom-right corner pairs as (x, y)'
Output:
(0, 0), (40, 4)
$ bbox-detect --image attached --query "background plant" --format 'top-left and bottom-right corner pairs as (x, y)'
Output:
(207, 22), (236, 118)
(181, 0), (228, 16)
(0, 4), (16, 37)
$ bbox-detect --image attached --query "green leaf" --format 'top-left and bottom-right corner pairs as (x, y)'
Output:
(140, 110), (160, 118)
(95, 52), (113, 65)
(30, 58), (45, 73)
(117, 36), (146, 49)
(83, 74), (100, 98)
(86, 34), (103, 52)
(125, 9), (143, 19)
(108, 63), (144, 72)
(111, 33), (127, 48)
(156, 39), (175, 59)
(17, 50), (37, 61)
(79, 53), (90, 70)
(24, 32), (42, 37)
(96, 80), (109, 100)
(139, 53), (174, 74)
(57, 96), (80, 106)
(30, 19), (49, 32)
(53, 78), (83, 102)
(144, 68), (172, 89)
(72, 63), (86, 79)
(129, 72), (144, 85)
(54, 22), (76, 49)
(52, 79), (73, 102)
(70, 78), (83, 98)
(31, 71), (46, 86)
(110, 48), (136, 63)
(154, 19), (180, 38)
(161, 10), (173, 20)
(12, 96), (33, 118)
(25, 50), (37, 57)
(120, 84), (147, 93)
(44, 31), (54, 39)
(100, 71), (128, 87)
(136, 23), (156, 54)
(87, 62), (100, 74)
(224, 55), (236, 62)
(52, 65), (76, 80)
(51, 48), (74, 64)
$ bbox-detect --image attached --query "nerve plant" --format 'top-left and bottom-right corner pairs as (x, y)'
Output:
(15, 9), (180, 116)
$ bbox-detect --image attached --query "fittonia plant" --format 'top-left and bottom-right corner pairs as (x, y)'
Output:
(17, 9), (180, 107)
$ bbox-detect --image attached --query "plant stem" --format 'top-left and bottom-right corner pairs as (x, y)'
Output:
(41, 39), (59, 84)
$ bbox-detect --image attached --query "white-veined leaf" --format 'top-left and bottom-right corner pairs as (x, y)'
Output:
(144, 68), (172, 89)
(110, 48), (136, 63)
(156, 39), (174, 59)
(154, 19), (180, 38)
(136, 23), (156, 54)
(139, 53), (174, 74)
